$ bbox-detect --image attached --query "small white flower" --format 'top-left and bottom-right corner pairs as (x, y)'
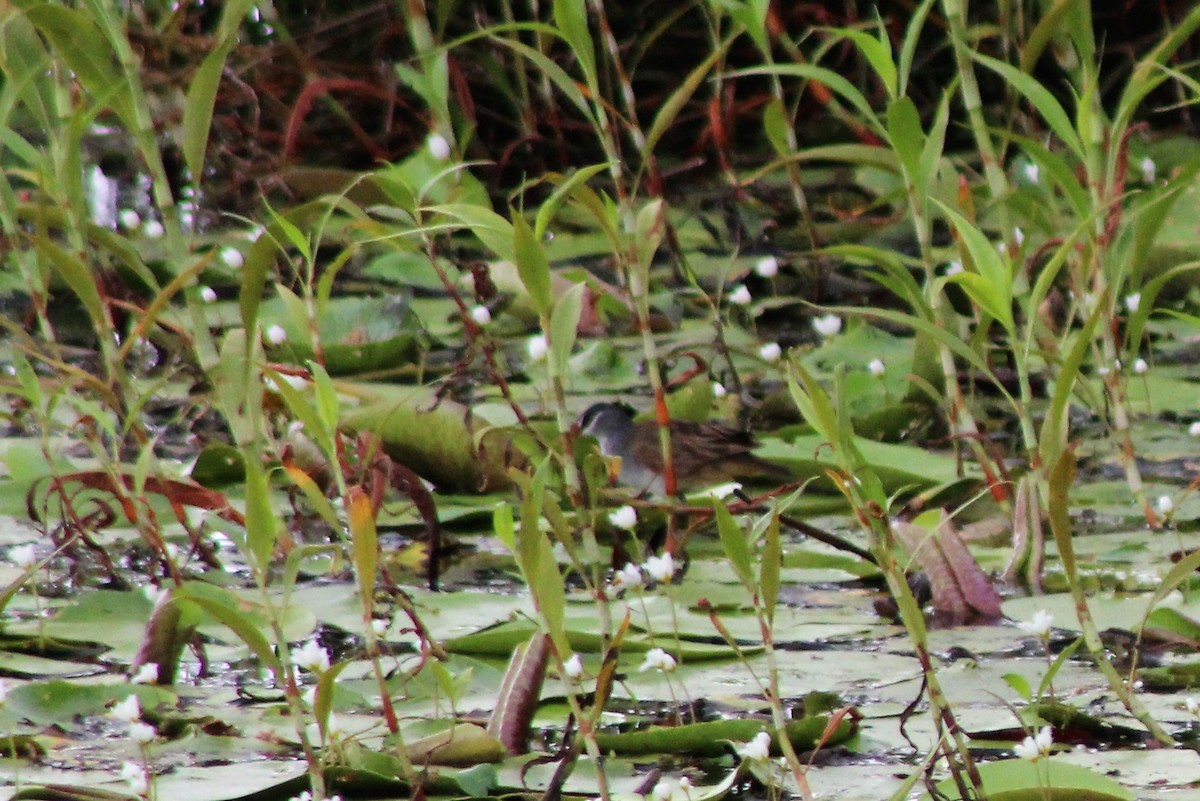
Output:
(737, 731), (772, 761)
(199, 285), (218, 303)
(608, 505), (638, 530)
(694, 482), (742, 500)
(612, 563), (644, 592)
(264, 324), (287, 346)
(470, 305), (492, 325)
(1023, 162), (1040, 184)
(712, 382), (727, 398)
(129, 721), (157, 744)
(1189, 422), (1200, 438)
(119, 209), (142, 230)
(754, 256), (779, 278)
(11, 543), (37, 569)
(1097, 366), (1111, 377)
(111, 695), (141, 723)
(944, 260), (964, 276)
(997, 242), (1008, 254)
(527, 334), (549, 362)
(728, 284), (752, 306)
(1124, 292), (1141, 313)
(371, 618), (389, 637)
(1013, 726), (1054, 760)
(1013, 738), (1038, 760)
(1158, 495), (1175, 516)
(120, 762), (148, 795)
(0, 679), (8, 706)
(1141, 156), (1156, 183)
(868, 358), (885, 377)
(1017, 609), (1053, 637)
(1186, 697), (1200, 716)
(427, 133), (452, 160)
(291, 639), (330, 673)
(130, 664), (158, 685)
(812, 313), (842, 338)
(759, 342), (782, 362)
(639, 647), (677, 673)
(1013, 227), (1025, 246)
(563, 653), (584, 680)
(679, 776), (693, 792)
(652, 779), (676, 801)
(219, 247), (244, 269)
(644, 552), (677, 583)
(1134, 358), (1148, 375)
(142, 220), (164, 239)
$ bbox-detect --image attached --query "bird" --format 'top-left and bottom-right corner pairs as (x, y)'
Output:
(577, 402), (789, 496)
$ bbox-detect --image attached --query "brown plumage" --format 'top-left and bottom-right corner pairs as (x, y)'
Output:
(578, 402), (788, 495)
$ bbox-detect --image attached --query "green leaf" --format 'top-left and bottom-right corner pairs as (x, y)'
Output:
(263, 202), (312, 263)
(759, 512), (781, 625)
(36, 240), (105, 332)
(886, 96), (924, 180)
(549, 280), (585, 376)
(713, 500), (755, 590)
(729, 64), (885, 138)
(831, 25), (897, 98)
(24, 6), (130, 121)
(934, 200), (1016, 334)
(552, 0), (596, 85)
(534, 164), (610, 240)
(925, 757), (1132, 801)
(243, 458), (280, 573)
(972, 52), (1084, 161)
(174, 584), (282, 675)
(762, 97), (792, 157)
(897, 0), (938, 95)
(513, 211), (553, 318)
(182, 40), (235, 182)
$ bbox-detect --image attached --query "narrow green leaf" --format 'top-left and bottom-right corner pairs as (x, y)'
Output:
(831, 26), (897, 98)
(759, 511), (781, 626)
(263, 203), (312, 263)
(36, 240), (105, 331)
(762, 98), (792, 157)
(182, 39), (235, 183)
(643, 31), (737, 161)
(513, 212), (553, 318)
(243, 458), (280, 573)
(917, 92), (950, 192)
(972, 52), (1084, 161)
(549, 281), (585, 376)
(174, 585), (282, 675)
(933, 201), (1016, 334)
(886, 96), (924, 180)
(728, 64), (885, 138)
(425, 203), (515, 262)
(24, 6), (129, 118)
(307, 361), (340, 436)
(713, 500), (755, 591)
(552, 0), (596, 85)
(534, 164), (610, 240)
(494, 502), (516, 553)
(897, 0), (937, 95)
